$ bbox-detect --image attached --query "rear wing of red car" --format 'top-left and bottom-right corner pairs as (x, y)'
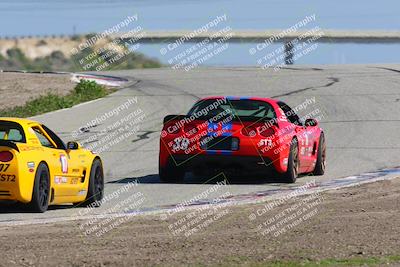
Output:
(163, 115), (185, 124)
(163, 114), (279, 125)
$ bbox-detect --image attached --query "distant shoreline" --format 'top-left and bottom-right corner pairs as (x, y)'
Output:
(0, 35), (162, 72)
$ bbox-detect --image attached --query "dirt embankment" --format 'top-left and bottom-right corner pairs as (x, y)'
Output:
(0, 72), (74, 109)
(0, 37), (118, 60)
(0, 178), (399, 267)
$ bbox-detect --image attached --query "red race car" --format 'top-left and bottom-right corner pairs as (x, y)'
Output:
(159, 96), (326, 183)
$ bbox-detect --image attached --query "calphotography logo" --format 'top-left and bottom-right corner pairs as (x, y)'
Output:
(71, 97), (139, 137)
(74, 180), (145, 237)
(70, 97), (146, 154)
(70, 14), (147, 71)
(249, 14), (324, 70)
(248, 180), (324, 238)
(160, 14), (228, 55)
(160, 14), (234, 71)
(163, 178), (232, 237)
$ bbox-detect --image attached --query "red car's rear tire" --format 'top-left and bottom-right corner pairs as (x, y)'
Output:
(313, 133), (326, 175)
(282, 140), (299, 183)
(159, 159), (184, 183)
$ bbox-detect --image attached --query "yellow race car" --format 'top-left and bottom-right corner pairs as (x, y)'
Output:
(0, 118), (104, 212)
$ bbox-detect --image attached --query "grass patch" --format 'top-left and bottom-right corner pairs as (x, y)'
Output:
(0, 80), (110, 118)
(215, 255), (400, 267)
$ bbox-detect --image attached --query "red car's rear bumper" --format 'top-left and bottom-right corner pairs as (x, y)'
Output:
(159, 137), (291, 175)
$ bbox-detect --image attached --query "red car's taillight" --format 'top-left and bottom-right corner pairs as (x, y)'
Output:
(241, 126), (257, 137)
(0, 151), (13, 162)
(259, 127), (275, 138)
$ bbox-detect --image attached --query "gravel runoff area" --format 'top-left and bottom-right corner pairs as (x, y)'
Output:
(0, 72), (74, 109)
(0, 177), (399, 267)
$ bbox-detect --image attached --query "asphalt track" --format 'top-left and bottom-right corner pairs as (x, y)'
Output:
(1, 64), (400, 224)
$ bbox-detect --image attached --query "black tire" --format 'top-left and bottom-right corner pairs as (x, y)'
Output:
(313, 133), (326, 175)
(83, 159), (104, 207)
(159, 159), (185, 183)
(282, 140), (299, 183)
(29, 163), (50, 213)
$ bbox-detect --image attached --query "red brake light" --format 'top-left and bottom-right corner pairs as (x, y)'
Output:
(259, 127), (275, 138)
(241, 126), (257, 137)
(0, 151), (13, 162)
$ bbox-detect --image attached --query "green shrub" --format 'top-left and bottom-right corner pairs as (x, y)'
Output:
(0, 80), (109, 118)
(36, 40), (48, 46)
(73, 80), (108, 102)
